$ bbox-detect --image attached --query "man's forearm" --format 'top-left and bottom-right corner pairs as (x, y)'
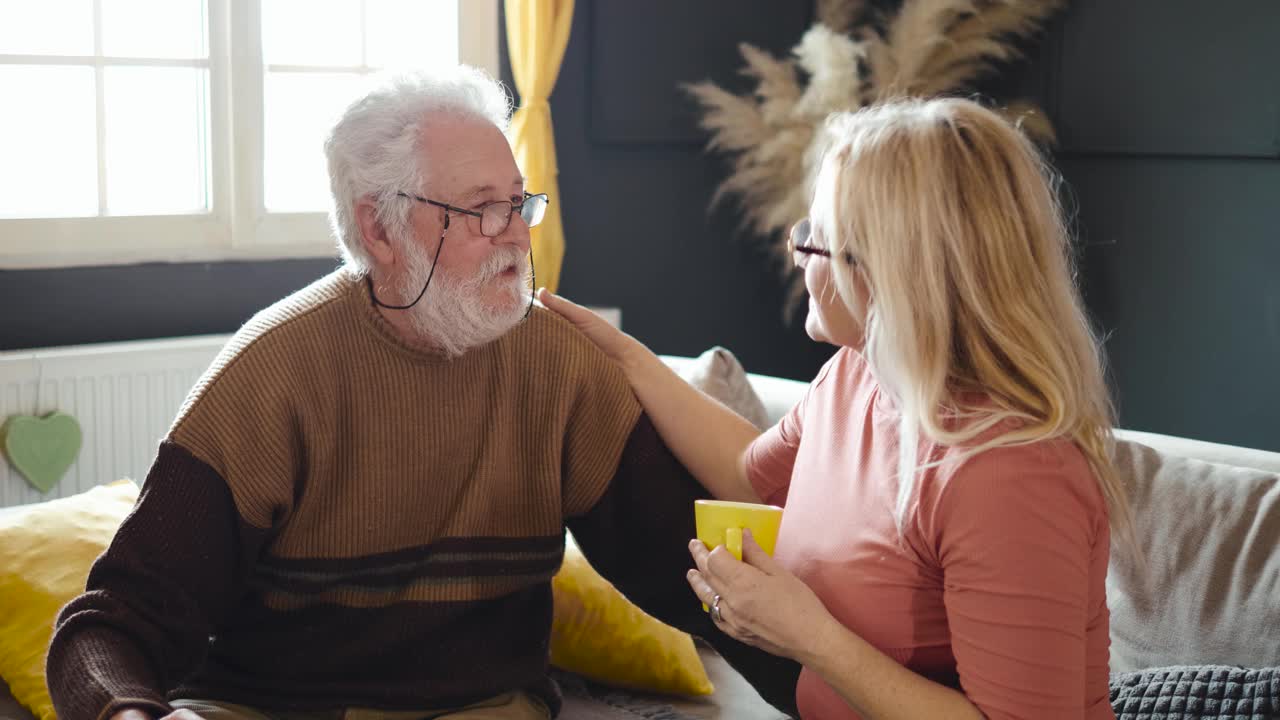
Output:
(46, 619), (173, 720)
(47, 442), (263, 720)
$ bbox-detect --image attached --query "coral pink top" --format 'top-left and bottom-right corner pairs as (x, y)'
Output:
(746, 349), (1114, 720)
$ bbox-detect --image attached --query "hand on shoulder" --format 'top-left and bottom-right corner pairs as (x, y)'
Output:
(536, 288), (649, 372)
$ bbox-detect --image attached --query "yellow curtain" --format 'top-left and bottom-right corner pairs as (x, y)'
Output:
(505, 0), (573, 293)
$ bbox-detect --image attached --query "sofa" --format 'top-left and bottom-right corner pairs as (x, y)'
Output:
(3, 351), (1278, 720)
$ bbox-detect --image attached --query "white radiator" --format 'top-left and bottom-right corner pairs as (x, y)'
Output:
(0, 335), (229, 508)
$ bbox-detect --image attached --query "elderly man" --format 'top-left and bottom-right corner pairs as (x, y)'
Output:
(45, 66), (797, 720)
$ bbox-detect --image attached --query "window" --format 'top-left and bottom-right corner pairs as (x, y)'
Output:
(0, 0), (498, 268)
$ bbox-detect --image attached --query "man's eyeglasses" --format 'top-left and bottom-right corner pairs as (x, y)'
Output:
(786, 218), (856, 269)
(397, 191), (550, 237)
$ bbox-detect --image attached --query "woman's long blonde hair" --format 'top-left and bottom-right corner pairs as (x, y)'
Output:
(813, 97), (1132, 546)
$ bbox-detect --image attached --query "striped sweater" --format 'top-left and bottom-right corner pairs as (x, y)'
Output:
(46, 270), (764, 719)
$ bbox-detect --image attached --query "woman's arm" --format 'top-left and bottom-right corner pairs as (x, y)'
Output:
(616, 348), (762, 503)
(802, 619), (986, 720)
(539, 289), (761, 502)
(922, 444), (1105, 719)
(687, 534), (986, 720)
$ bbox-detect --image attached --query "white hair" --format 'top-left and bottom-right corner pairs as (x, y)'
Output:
(324, 66), (513, 273)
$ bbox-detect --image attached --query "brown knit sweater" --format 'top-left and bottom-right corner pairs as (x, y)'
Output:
(45, 270), (802, 720)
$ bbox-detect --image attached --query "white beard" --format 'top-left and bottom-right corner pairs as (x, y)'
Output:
(394, 237), (532, 359)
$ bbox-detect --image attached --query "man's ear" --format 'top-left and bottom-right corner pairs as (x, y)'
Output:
(355, 197), (397, 266)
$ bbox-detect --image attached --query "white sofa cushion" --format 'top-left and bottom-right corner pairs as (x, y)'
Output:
(1107, 440), (1280, 672)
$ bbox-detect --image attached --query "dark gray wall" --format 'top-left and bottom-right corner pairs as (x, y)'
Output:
(0, 259), (338, 349)
(1049, 1), (1280, 452)
(2, 0), (1276, 452)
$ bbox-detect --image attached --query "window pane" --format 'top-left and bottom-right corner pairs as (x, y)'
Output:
(263, 0), (361, 67)
(101, 0), (207, 59)
(366, 0), (458, 70)
(0, 66), (97, 218)
(103, 67), (209, 215)
(264, 72), (372, 212)
(0, 0), (94, 55)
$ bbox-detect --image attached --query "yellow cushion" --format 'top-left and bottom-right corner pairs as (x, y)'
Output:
(550, 531), (713, 696)
(0, 480), (140, 720)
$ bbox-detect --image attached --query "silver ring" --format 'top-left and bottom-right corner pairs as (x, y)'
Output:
(710, 594), (723, 623)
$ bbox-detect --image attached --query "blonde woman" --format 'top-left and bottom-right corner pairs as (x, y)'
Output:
(540, 97), (1127, 720)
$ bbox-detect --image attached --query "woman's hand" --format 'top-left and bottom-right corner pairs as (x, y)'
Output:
(536, 288), (646, 371)
(686, 529), (839, 665)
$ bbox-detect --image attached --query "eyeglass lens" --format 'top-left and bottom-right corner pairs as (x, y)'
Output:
(479, 194), (549, 237)
(791, 218), (812, 267)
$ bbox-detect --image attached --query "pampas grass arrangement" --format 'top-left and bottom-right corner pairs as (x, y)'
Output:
(686, 0), (1065, 301)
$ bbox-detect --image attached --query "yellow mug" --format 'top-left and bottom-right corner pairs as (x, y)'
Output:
(694, 500), (784, 610)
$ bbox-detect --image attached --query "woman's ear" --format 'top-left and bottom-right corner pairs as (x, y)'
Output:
(355, 197), (396, 266)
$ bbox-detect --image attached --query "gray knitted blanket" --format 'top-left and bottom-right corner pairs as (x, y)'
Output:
(1109, 666), (1280, 720)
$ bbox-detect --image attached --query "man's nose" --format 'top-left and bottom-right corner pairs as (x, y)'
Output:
(495, 213), (532, 252)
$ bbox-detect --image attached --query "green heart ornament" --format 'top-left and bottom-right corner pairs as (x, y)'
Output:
(2, 411), (83, 493)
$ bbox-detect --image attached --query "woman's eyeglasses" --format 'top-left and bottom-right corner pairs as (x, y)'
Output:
(787, 218), (855, 269)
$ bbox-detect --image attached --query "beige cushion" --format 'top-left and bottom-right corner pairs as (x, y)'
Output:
(673, 347), (771, 430)
(1107, 440), (1280, 672)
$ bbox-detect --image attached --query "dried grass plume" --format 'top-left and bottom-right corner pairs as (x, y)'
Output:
(685, 0), (1066, 301)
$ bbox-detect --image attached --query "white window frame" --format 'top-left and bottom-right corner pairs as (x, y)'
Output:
(0, 0), (499, 270)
